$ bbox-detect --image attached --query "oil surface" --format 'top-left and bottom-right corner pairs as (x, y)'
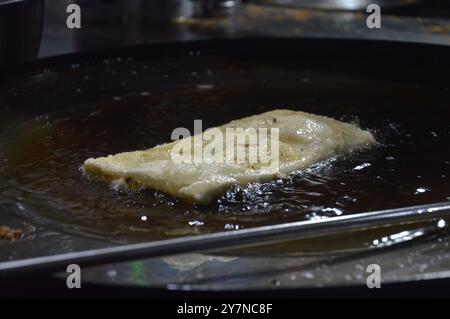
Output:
(0, 80), (449, 247)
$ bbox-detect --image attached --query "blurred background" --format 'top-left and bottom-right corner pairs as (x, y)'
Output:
(1, 0), (450, 64)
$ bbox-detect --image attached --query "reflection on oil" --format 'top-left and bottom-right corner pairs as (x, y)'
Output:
(371, 230), (425, 248)
(163, 254), (236, 271)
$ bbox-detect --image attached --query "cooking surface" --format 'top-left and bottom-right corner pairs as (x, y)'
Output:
(0, 38), (449, 290)
(0, 73), (449, 244)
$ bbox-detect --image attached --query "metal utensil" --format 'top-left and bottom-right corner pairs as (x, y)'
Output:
(1, 201), (449, 277)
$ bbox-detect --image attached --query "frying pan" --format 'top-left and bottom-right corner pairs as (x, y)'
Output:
(0, 38), (450, 297)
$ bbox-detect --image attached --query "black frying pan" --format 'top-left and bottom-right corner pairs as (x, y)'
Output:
(0, 38), (450, 297)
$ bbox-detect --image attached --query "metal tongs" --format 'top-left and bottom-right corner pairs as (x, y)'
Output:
(1, 202), (449, 277)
